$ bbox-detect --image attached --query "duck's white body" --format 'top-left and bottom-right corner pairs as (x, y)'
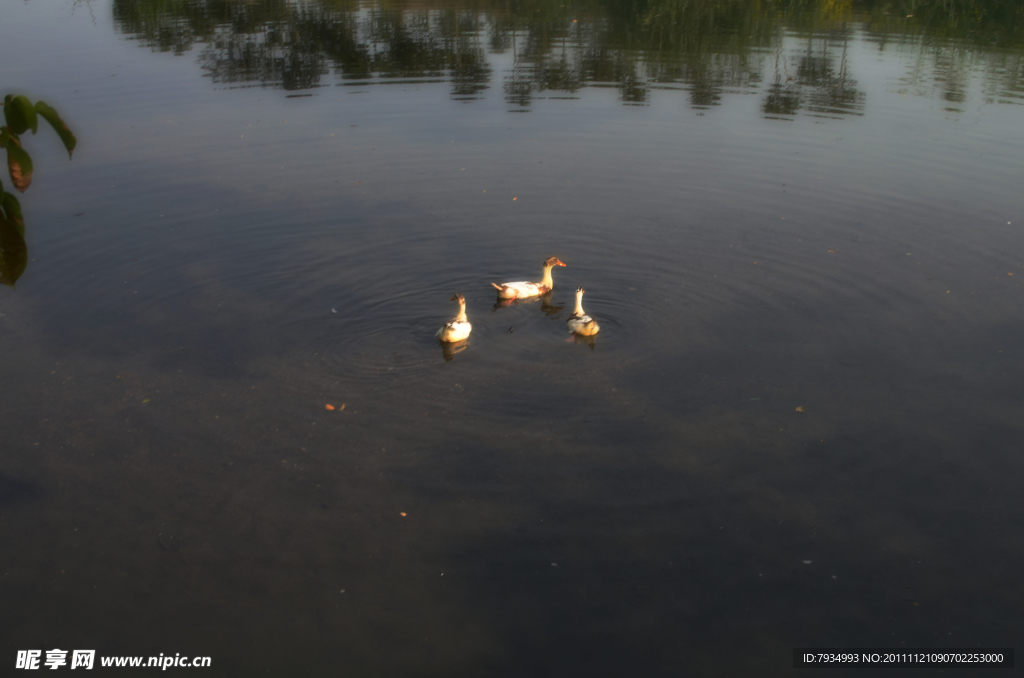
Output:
(493, 280), (547, 299)
(437, 294), (472, 342)
(492, 257), (565, 300)
(567, 287), (600, 336)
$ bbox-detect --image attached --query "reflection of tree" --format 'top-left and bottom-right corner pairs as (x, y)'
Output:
(985, 52), (1024, 105)
(111, 0), (1023, 113)
(799, 35), (866, 116)
(114, 0), (490, 96)
(763, 80), (802, 118)
(861, 0), (1024, 108)
(933, 48), (971, 104)
(197, 7), (336, 91)
(448, 12), (492, 99)
(758, 27), (866, 118)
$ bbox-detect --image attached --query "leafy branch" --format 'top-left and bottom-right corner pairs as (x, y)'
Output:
(1, 94), (77, 287)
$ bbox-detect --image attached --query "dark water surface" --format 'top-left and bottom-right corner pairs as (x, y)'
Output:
(2, 0), (1023, 674)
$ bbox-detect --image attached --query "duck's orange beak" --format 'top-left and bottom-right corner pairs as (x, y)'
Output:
(556, 259), (566, 267)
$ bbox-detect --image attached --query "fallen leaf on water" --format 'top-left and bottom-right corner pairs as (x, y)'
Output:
(325, 404), (335, 410)
(143, 398), (151, 404)
(795, 406), (805, 413)
(340, 404), (346, 411)
(400, 512), (407, 517)
(828, 249), (836, 253)
(513, 197), (517, 201)
(1009, 273), (1014, 276)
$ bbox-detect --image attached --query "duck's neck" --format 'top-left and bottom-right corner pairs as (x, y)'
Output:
(541, 264), (555, 289)
(455, 302), (468, 322)
(574, 293), (585, 316)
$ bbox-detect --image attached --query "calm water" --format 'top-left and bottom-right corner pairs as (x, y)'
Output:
(2, 0), (1023, 674)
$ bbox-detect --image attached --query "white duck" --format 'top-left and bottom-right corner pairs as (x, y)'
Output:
(567, 287), (600, 336)
(491, 256), (566, 300)
(436, 293), (472, 342)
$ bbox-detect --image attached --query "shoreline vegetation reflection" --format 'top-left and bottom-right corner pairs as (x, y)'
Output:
(113, 0), (1024, 116)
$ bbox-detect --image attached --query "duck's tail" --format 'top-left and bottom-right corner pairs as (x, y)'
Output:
(491, 282), (504, 291)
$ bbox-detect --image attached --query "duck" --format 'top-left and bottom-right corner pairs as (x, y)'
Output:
(491, 256), (566, 300)
(436, 293), (472, 342)
(567, 287), (600, 336)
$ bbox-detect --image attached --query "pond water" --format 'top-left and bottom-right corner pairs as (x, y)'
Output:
(2, 0), (1022, 674)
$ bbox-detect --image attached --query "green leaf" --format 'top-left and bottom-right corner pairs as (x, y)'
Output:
(4, 97), (29, 135)
(0, 208), (28, 287)
(35, 102), (76, 158)
(6, 143), (33, 192)
(13, 96), (37, 134)
(1, 192), (24, 238)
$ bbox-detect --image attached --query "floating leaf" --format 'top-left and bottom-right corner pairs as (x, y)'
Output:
(35, 101), (76, 158)
(6, 143), (32, 192)
(0, 211), (28, 287)
(1, 192), (24, 238)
